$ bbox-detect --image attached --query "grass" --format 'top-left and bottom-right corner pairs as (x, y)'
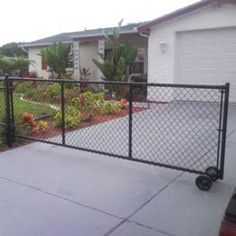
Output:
(0, 92), (55, 123)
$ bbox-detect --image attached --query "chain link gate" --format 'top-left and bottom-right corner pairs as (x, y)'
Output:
(2, 76), (230, 191)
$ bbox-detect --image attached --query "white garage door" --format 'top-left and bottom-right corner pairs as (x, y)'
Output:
(176, 27), (236, 102)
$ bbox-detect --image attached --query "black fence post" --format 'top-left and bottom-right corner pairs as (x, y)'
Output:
(128, 83), (133, 159)
(61, 81), (66, 145)
(216, 88), (224, 169)
(4, 74), (12, 147)
(9, 78), (15, 141)
(219, 83), (230, 179)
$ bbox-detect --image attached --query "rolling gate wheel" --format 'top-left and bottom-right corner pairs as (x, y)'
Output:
(195, 167), (220, 191)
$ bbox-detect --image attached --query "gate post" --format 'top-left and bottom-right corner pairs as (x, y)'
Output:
(128, 83), (133, 158)
(219, 83), (230, 179)
(60, 81), (66, 145)
(4, 74), (13, 147)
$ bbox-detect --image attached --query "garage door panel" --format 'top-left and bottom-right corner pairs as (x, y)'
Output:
(177, 29), (236, 42)
(181, 45), (236, 55)
(178, 58), (236, 69)
(176, 28), (236, 102)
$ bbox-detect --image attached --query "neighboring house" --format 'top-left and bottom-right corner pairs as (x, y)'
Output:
(138, 0), (236, 102)
(21, 23), (148, 81)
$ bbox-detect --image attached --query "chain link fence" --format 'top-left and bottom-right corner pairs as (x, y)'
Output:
(1, 76), (229, 189)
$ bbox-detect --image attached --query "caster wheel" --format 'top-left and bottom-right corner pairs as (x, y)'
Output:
(195, 174), (213, 191)
(205, 166), (219, 181)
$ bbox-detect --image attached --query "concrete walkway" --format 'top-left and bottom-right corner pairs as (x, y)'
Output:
(0, 105), (235, 236)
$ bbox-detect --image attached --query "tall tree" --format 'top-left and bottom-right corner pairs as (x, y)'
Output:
(40, 42), (71, 79)
(0, 55), (31, 75)
(0, 42), (27, 57)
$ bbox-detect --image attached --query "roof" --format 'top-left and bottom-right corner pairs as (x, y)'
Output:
(138, 0), (236, 33)
(21, 23), (143, 48)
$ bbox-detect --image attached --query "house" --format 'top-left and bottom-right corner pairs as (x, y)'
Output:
(21, 23), (148, 81)
(138, 0), (236, 102)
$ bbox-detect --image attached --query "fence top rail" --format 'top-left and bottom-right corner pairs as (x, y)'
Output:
(6, 76), (228, 90)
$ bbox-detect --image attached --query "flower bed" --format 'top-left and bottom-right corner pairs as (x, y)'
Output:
(29, 106), (145, 139)
(16, 91), (146, 141)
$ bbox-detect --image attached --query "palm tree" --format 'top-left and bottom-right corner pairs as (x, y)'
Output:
(93, 22), (137, 96)
(40, 42), (71, 79)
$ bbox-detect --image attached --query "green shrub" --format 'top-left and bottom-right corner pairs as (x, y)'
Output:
(71, 97), (80, 109)
(47, 83), (61, 99)
(82, 91), (96, 108)
(81, 91), (105, 109)
(100, 101), (121, 115)
(54, 105), (80, 128)
(94, 92), (105, 105)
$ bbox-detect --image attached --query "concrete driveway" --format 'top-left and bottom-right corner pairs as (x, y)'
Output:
(51, 101), (221, 173)
(0, 105), (235, 236)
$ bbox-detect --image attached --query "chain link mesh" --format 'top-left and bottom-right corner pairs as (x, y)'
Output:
(133, 86), (222, 172)
(8, 78), (225, 173)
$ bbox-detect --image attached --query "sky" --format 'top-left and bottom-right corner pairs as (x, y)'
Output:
(0, 0), (199, 46)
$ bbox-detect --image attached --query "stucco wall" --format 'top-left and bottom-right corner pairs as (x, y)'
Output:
(28, 47), (49, 79)
(148, 3), (236, 84)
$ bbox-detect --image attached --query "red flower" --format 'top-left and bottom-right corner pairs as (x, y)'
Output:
(118, 98), (128, 109)
(120, 98), (128, 105)
(22, 112), (34, 122)
(22, 112), (35, 130)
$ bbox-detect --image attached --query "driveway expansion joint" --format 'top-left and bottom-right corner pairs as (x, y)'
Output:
(103, 172), (183, 236)
(0, 176), (124, 221)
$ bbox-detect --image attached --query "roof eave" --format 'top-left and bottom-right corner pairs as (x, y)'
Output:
(138, 0), (236, 32)
(71, 30), (138, 40)
(20, 40), (73, 48)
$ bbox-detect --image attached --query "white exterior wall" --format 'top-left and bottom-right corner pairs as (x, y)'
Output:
(28, 47), (49, 79)
(148, 3), (236, 84)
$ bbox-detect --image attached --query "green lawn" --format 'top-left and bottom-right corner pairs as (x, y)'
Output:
(0, 92), (55, 123)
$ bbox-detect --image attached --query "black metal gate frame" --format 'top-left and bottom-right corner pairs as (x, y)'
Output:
(1, 75), (230, 188)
